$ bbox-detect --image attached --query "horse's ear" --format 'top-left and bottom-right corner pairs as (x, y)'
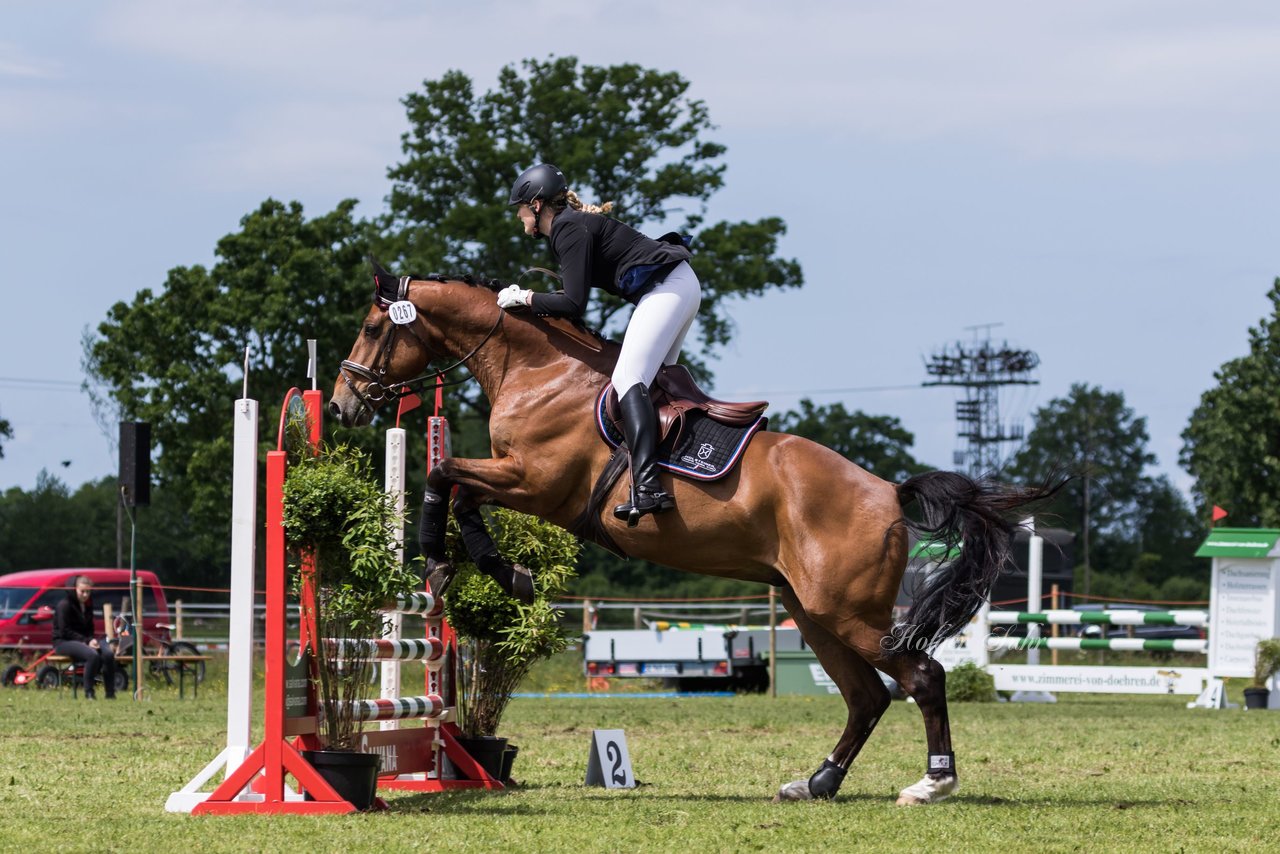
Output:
(369, 255), (400, 305)
(370, 255), (394, 280)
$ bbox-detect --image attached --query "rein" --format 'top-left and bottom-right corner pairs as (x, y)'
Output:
(339, 279), (505, 416)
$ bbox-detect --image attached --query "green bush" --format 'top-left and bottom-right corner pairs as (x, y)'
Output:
(282, 441), (420, 750)
(1252, 638), (1280, 688)
(945, 661), (997, 703)
(444, 508), (580, 737)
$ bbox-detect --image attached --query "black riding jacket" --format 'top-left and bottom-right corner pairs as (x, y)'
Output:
(528, 209), (693, 319)
(53, 590), (96, 643)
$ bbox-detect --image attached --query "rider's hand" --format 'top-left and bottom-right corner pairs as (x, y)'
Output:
(89, 638), (100, 649)
(497, 285), (533, 310)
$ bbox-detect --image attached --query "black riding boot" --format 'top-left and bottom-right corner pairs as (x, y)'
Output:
(612, 384), (675, 527)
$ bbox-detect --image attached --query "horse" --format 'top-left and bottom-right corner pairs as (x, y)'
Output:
(330, 269), (1052, 805)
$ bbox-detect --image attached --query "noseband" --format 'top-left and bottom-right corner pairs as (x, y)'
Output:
(339, 276), (504, 418)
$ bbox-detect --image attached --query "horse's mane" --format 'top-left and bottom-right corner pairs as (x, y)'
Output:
(424, 272), (614, 349)
(370, 257), (614, 364)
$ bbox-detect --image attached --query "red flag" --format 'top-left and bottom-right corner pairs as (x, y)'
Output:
(396, 393), (422, 427)
(1212, 505), (1228, 522)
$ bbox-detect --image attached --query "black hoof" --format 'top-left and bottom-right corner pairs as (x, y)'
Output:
(424, 559), (456, 598)
(477, 554), (536, 605)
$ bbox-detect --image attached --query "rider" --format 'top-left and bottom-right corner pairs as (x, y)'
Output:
(499, 163), (701, 524)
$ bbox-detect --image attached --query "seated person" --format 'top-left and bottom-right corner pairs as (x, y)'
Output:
(53, 576), (117, 699)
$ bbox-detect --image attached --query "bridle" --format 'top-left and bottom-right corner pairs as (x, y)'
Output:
(339, 276), (504, 419)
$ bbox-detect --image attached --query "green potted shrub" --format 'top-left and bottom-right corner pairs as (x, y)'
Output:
(945, 660), (998, 703)
(282, 441), (421, 808)
(1244, 638), (1280, 711)
(443, 508), (580, 782)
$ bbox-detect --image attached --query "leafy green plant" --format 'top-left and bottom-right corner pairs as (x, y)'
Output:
(1252, 638), (1280, 688)
(283, 441), (420, 750)
(444, 509), (580, 737)
(945, 661), (998, 703)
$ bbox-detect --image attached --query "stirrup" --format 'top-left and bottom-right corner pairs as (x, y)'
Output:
(613, 485), (675, 528)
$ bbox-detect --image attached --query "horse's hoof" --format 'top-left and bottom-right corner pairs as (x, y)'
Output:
(505, 562), (536, 605)
(424, 559), (456, 598)
(477, 554), (536, 605)
(773, 779), (815, 802)
(895, 774), (958, 805)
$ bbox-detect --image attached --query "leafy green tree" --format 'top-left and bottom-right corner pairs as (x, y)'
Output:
(1089, 474), (1206, 598)
(385, 57), (803, 598)
(80, 58), (805, 597)
(82, 199), (375, 568)
(384, 56), (803, 380)
(773, 398), (931, 482)
(1181, 279), (1280, 527)
(0, 415), (11, 458)
(1007, 384), (1156, 593)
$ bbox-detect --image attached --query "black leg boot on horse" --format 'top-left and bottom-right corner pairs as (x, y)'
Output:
(418, 485), (536, 605)
(456, 500), (535, 605)
(612, 384), (675, 527)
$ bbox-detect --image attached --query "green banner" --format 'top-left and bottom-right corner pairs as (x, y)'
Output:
(1194, 528), (1280, 559)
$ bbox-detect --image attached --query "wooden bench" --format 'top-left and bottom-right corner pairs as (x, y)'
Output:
(47, 652), (212, 699)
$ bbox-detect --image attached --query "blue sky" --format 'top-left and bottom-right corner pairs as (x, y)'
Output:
(3, 1), (1278, 501)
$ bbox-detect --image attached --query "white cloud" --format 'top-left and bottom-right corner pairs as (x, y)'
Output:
(84, 1), (1280, 163)
(180, 99), (403, 198)
(0, 41), (60, 79)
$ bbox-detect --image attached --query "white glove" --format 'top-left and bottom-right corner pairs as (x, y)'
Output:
(497, 285), (533, 310)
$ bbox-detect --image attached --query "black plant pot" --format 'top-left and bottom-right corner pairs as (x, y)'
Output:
(1243, 687), (1271, 711)
(500, 743), (520, 784)
(454, 735), (509, 781)
(302, 749), (381, 810)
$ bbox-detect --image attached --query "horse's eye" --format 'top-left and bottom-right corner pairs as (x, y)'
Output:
(363, 323), (380, 338)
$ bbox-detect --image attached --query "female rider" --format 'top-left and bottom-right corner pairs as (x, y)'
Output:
(498, 163), (701, 525)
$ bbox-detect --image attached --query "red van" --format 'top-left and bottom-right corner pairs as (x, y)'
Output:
(0, 568), (171, 656)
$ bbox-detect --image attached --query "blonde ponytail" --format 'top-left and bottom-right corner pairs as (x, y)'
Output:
(564, 189), (614, 215)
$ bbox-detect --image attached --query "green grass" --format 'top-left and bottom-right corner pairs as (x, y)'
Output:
(2, 654), (1278, 853)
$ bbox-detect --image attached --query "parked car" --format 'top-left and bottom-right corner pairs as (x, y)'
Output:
(0, 568), (171, 657)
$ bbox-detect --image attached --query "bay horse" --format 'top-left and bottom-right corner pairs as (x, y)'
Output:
(330, 270), (1051, 805)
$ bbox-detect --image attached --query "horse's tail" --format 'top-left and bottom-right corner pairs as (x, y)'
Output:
(889, 471), (1058, 655)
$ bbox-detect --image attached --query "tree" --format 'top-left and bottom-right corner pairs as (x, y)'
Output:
(384, 56), (803, 381)
(1006, 384), (1156, 593)
(80, 59), (804, 596)
(773, 399), (931, 482)
(0, 414), (10, 457)
(82, 199), (376, 568)
(385, 57), (803, 598)
(1181, 279), (1280, 527)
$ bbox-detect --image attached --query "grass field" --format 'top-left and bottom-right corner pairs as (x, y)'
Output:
(2, 653), (1278, 853)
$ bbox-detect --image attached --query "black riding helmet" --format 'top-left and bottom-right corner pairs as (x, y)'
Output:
(509, 163), (567, 207)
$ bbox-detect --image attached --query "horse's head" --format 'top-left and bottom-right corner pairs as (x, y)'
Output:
(328, 261), (438, 427)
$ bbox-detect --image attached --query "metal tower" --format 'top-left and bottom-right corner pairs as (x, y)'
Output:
(923, 324), (1039, 477)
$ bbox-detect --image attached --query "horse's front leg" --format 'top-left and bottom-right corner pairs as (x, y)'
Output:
(418, 456), (535, 603)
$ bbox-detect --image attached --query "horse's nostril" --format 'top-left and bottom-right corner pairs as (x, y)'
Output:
(327, 401), (342, 419)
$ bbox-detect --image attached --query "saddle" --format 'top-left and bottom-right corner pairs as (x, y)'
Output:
(576, 366), (769, 557)
(602, 365), (769, 448)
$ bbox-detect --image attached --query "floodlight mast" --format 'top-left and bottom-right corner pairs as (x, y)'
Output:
(923, 323), (1039, 477)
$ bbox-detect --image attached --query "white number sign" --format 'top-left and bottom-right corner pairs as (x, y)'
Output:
(388, 300), (417, 325)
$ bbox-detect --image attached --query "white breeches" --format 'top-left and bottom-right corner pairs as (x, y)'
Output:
(611, 261), (701, 394)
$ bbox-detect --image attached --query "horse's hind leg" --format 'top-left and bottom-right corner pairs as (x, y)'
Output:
(774, 589), (891, 803)
(866, 644), (957, 805)
(450, 488), (535, 604)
